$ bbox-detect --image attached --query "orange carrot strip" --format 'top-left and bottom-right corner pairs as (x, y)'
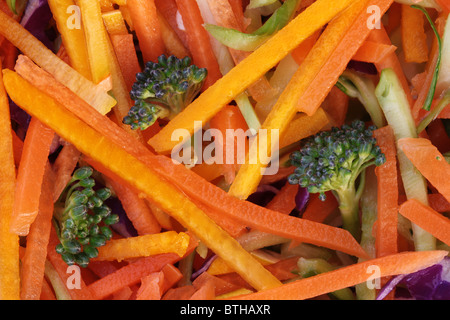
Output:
(385, 2), (401, 35)
(127, 0), (165, 63)
(399, 199), (450, 246)
(110, 34), (141, 93)
(40, 278), (57, 300)
(191, 162), (223, 182)
(51, 143), (81, 202)
(175, 0), (222, 89)
(156, 8), (191, 59)
(0, 39), (18, 70)
(190, 277), (216, 300)
(398, 137), (450, 202)
(48, 0), (92, 79)
(401, 4), (428, 63)
(297, 0), (394, 116)
(102, 9), (129, 35)
(105, 176), (161, 235)
(0, 60), (20, 300)
(232, 250), (448, 300)
(266, 182), (298, 215)
(209, 105), (249, 184)
(154, 0), (189, 50)
(373, 126), (398, 258)
(20, 167), (55, 300)
(399, 193), (450, 213)
(291, 30), (321, 65)
(148, 0), (354, 154)
(161, 264), (183, 292)
(11, 128), (23, 168)
(352, 40), (397, 64)
(4, 70), (283, 292)
(163, 285), (196, 300)
(136, 271), (164, 300)
(86, 240), (197, 299)
(302, 191), (338, 223)
(46, 227), (94, 300)
(436, 0), (450, 13)
(94, 231), (191, 262)
(320, 86), (349, 127)
(10, 117), (55, 236)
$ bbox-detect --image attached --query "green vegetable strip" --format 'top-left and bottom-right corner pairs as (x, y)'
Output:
(412, 5), (442, 112)
(375, 68), (436, 251)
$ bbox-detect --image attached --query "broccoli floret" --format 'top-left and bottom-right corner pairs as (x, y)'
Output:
(53, 166), (119, 268)
(123, 55), (207, 130)
(287, 120), (386, 240)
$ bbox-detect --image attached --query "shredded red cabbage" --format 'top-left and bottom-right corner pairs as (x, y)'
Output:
(377, 257), (450, 300)
(20, 0), (55, 50)
(295, 187), (309, 214)
(105, 197), (138, 238)
(347, 60), (378, 75)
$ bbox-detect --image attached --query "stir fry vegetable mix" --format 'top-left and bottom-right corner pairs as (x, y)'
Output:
(0, 0), (449, 301)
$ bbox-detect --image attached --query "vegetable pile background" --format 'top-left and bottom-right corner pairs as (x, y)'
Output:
(0, 0), (449, 300)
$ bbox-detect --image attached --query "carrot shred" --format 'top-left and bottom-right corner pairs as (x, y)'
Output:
(154, 0), (189, 50)
(0, 60), (20, 300)
(373, 126), (398, 258)
(20, 166), (55, 300)
(104, 176), (161, 235)
(399, 199), (450, 246)
(436, 0), (450, 13)
(135, 271), (165, 300)
(290, 30), (321, 66)
(127, 0), (165, 63)
(266, 182), (298, 215)
(398, 137), (450, 203)
(11, 128), (23, 168)
(10, 117), (55, 236)
(148, 0), (355, 154)
(51, 143), (81, 202)
(232, 250), (448, 300)
(320, 86), (349, 127)
(156, 8), (191, 59)
(352, 40), (397, 64)
(174, 0), (222, 89)
(301, 191), (338, 223)
(401, 4), (428, 64)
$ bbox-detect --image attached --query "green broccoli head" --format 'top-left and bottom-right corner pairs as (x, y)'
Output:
(288, 120), (386, 239)
(123, 55), (208, 130)
(54, 166), (119, 268)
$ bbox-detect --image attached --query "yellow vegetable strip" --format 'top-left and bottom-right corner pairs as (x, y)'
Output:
(0, 9), (115, 115)
(148, 0), (354, 154)
(48, 0), (92, 79)
(94, 231), (191, 262)
(3, 70), (282, 292)
(76, 0), (112, 84)
(228, 0), (371, 200)
(102, 10), (129, 35)
(0, 63), (20, 300)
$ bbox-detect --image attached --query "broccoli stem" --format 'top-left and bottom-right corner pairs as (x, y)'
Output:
(334, 185), (361, 242)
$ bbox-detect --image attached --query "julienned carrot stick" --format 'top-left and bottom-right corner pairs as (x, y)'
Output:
(11, 128), (23, 168)
(232, 250), (448, 300)
(48, 0), (92, 80)
(104, 176), (161, 235)
(51, 143), (81, 202)
(87, 240), (198, 300)
(174, 0), (222, 89)
(399, 199), (450, 246)
(10, 117), (55, 236)
(266, 182), (298, 215)
(209, 105), (249, 184)
(290, 30), (321, 66)
(302, 192), (338, 223)
(3, 70), (283, 292)
(436, 0), (450, 13)
(398, 137), (450, 202)
(110, 34), (142, 92)
(154, 0), (189, 49)
(20, 166), (54, 300)
(0, 60), (20, 300)
(156, 8), (191, 59)
(148, 0), (354, 154)
(352, 40), (397, 64)
(127, 0), (165, 63)
(401, 4), (428, 64)
(373, 126), (398, 258)
(321, 86), (349, 127)
(228, 0), (384, 200)
(136, 271), (164, 300)
(0, 9), (115, 115)
(94, 231), (191, 262)
(297, 0), (394, 116)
